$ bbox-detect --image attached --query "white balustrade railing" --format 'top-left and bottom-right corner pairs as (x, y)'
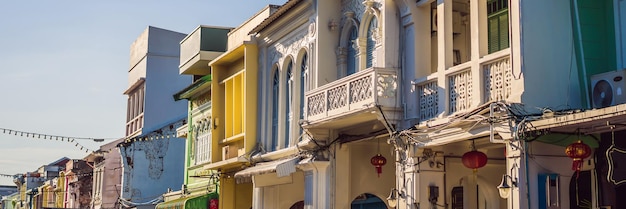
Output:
(417, 79), (439, 121)
(416, 50), (511, 121)
(305, 67), (398, 122)
(448, 67), (472, 114)
(482, 54), (512, 102)
(126, 114), (143, 136)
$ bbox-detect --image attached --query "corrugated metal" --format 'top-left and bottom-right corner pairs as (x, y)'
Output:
(234, 156), (300, 180)
(276, 157), (298, 177)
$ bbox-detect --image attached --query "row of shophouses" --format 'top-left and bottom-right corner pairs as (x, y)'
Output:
(4, 0), (626, 208)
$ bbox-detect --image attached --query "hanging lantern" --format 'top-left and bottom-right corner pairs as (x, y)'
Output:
(462, 150), (488, 172)
(565, 140), (591, 172)
(209, 199), (218, 209)
(371, 154), (387, 177)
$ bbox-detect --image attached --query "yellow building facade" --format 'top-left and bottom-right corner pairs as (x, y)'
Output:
(208, 42), (258, 209)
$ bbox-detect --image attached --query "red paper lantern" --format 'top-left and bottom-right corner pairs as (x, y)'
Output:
(462, 150), (488, 172)
(370, 154), (387, 177)
(565, 140), (591, 171)
(209, 199), (218, 209)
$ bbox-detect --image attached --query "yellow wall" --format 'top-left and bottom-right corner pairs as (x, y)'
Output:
(210, 44), (258, 164)
(56, 173), (65, 208)
(243, 44), (258, 157)
(219, 177), (253, 209)
(210, 44), (257, 209)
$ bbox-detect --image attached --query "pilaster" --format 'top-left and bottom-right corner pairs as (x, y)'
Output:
(300, 161), (331, 209)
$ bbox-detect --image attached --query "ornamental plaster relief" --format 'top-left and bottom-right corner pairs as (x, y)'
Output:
(341, 0), (382, 24)
(341, 0), (366, 21)
(268, 26), (313, 66)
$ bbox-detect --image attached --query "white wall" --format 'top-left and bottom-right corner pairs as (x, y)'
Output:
(519, 141), (581, 209)
(259, 172), (305, 209)
(335, 141), (394, 208)
(519, 0), (583, 111)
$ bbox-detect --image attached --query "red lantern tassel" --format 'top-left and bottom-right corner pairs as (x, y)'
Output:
(572, 159), (583, 179)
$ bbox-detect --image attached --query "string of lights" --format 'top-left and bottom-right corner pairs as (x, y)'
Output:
(0, 127), (115, 142)
(0, 127), (120, 153)
(1, 173), (16, 178)
(1, 127), (181, 153)
(122, 132), (178, 143)
(0, 168), (124, 179)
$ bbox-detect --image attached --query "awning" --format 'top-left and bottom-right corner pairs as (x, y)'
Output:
(234, 156), (301, 180)
(155, 193), (217, 209)
(530, 103), (626, 135)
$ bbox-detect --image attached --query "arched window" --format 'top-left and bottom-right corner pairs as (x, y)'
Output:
(366, 16), (377, 69)
(347, 26), (358, 75)
(299, 53), (308, 137)
(271, 69), (280, 151)
(285, 61), (294, 148)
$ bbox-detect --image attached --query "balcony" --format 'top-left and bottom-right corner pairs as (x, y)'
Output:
(176, 123), (188, 138)
(415, 49), (512, 121)
(304, 67), (400, 129)
(179, 26), (230, 75)
(126, 113), (143, 136)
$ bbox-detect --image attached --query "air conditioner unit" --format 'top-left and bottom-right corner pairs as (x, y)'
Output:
(591, 70), (626, 108)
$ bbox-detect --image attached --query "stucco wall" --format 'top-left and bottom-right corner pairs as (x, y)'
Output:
(142, 28), (190, 134)
(100, 146), (122, 209)
(519, 0), (584, 111)
(445, 158), (506, 209)
(335, 140), (394, 208)
(522, 142), (578, 209)
(120, 136), (185, 204)
(259, 171), (305, 209)
(121, 26), (188, 206)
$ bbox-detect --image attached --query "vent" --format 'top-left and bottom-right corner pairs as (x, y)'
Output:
(591, 70), (626, 108)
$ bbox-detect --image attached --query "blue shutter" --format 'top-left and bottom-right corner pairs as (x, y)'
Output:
(304, 171), (313, 205)
(366, 16), (377, 68)
(299, 53), (308, 137)
(272, 71), (279, 151)
(285, 62), (293, 148)
(347, 27), (358, 76)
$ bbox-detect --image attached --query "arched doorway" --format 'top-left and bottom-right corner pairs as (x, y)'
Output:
(289, 200), (304, 209)
(457, 175), (502, 209)
(569, 170), (592, 209)
(351, 193), (387, 209)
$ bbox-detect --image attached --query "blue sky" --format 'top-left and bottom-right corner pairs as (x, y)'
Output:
(0, 0), (286, 186)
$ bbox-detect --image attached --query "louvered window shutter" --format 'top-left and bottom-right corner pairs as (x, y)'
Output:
(487, 0), (509, 53)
